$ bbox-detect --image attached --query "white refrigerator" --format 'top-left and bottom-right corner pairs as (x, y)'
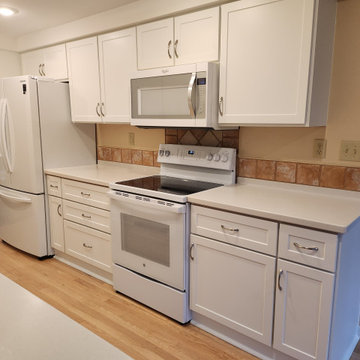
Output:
(0, 76), (96, 257)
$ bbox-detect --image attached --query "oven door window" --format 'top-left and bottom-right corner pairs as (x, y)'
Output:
(121, 214), (170, 267)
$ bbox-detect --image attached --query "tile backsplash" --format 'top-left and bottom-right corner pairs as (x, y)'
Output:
(97, 126), (360, 192)
(239, 158), (360, 192)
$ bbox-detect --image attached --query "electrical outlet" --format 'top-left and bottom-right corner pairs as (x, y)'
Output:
(340, 141), (360, 161)
(128, 132), (135, 146)
(313, 139), (326, 159)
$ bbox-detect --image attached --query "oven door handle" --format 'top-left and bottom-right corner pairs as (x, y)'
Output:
(108, 191), (186, 214)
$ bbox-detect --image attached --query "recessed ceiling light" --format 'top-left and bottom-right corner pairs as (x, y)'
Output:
(0, 7), (18, 16)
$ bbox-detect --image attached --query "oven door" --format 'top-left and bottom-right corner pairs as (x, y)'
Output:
(110, 191), (187, 291)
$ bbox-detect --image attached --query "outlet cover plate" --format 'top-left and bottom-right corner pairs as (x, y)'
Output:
(340, 140), (360, 161)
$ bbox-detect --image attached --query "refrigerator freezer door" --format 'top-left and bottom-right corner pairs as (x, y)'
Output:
(0, 76), (44, 194)
(0, 186), (48, 257)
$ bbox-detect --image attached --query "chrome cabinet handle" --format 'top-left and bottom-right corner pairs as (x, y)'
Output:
(221, 224), (239, 232)
(96, 103), (101, 117)
(100, 102), (105, 117)
(83, 243), (93, 249)
(293, 242), (319, 252)
(278, 269), (284, 291)
(174, 39), (179, 58)
(187, 72), (196, 118)
(190, 243), (194, 260)
(49, 184), (58, 189)
(57, 204), (62, 217)
(38, 64), (42, 76)
(167, 40), (172, 59)
(41, 64), (46, 76)
(219, 96), (224, 116)
(80, 191), (91, 197)
(81, 213), (92, 219)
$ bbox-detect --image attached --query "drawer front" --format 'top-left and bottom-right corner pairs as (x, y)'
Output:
(62, 179), (109, 210)
(191, 205), (278, 255)
(278, 224), (338, 272)
(64, 220), (111, 272)
(47, 176), (62, 197)
(63, 200), (110, 234)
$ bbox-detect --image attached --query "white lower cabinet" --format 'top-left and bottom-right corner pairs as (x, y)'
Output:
(273, 259), (335, 360)
(190, 234), (276, 345)
(47, 176), (111, 274)
(48, 195), (64, 252)
(64, 220), (111, 273)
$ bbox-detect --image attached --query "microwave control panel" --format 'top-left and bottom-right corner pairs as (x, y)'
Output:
(196, 71), (206, 119)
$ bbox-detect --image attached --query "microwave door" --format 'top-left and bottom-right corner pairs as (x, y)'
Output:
(131, 73), (197, 125)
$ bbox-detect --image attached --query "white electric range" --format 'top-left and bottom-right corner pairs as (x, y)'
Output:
(109, 144), (236, 323)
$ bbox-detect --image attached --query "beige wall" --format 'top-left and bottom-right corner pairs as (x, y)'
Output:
(97, 124), (164, 151)
(239, 0), (360, 167)
(0, 50), (21, 77)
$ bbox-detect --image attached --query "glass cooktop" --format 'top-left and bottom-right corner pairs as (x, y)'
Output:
(115, 175), (222, 196)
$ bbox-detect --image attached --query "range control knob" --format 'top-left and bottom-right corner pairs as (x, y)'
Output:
(206, 153), (213, 161)
(221, 154), (229, 163)
(164, 150), (171, 157)
(159, 150), (164, 156)
(213, 154), (221, 162)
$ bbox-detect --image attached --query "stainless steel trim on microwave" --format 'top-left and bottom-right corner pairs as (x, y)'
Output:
(187, 72), (196, 118)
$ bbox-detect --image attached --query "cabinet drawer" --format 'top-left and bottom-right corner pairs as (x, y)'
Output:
(62, 179), (109, 210)
(278, 224), (338, 272)
(191, 205), (278, 255)
(47, 176), (62, 197)
(63, 200), (110, 234)
(64, 220), (111, 272)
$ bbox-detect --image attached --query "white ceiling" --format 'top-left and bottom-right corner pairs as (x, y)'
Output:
(0, 0), (139, 38)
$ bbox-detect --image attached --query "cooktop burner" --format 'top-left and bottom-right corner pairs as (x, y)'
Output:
(115, 175), (222, 196)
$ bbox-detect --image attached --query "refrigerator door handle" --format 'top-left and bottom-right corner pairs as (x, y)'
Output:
(0, 190), (32, 204)
(1, 99), (15, 173)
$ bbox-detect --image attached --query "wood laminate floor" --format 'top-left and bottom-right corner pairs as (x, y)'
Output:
(0, 241), (257, 360)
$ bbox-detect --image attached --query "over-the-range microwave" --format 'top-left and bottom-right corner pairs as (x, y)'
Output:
(130, 62), (224, 128)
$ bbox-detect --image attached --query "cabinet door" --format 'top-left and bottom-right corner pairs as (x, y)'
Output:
(174, 7), (219, 65)
(42, 44), (68, 80)
(137, 18), (174, 69)
(219, 0), (314, 125)
(274, 259), (334, 360)
(98, 28), (137, 123)
(21, 49), (43, 77)
(66, 37), (102, 123)
(190, 234), (275, 346)
(48, 196), (64, 252)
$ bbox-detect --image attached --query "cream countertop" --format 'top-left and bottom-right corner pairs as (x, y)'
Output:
(45, 161), (160, 186)
(188, 178), (360, 234)
(0, 273), (132, 360)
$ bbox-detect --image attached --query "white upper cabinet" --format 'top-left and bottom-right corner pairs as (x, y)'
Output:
(66, 37), (101, 123)
(137, 7), (219, 69)
(218, 0), (336, 126)
(137, 18), (174, 70)
(66, 28), (137, 124)
(98, 28), (137, 123)
(21, 44), (68, 80)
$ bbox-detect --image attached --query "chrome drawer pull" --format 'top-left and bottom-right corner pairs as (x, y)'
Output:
(81, 213), (92, 219)
(49, 184), (58, 189)
(80, 192), (91, 197)
(278, 269), (284, 291)
(221, 225), (239, 232)
(83, 243), (93, 249)
(167, 40), (172, 59)
(293, 242), (319, 252)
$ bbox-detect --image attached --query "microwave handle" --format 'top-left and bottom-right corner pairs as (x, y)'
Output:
(187, 72), (196, 118)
